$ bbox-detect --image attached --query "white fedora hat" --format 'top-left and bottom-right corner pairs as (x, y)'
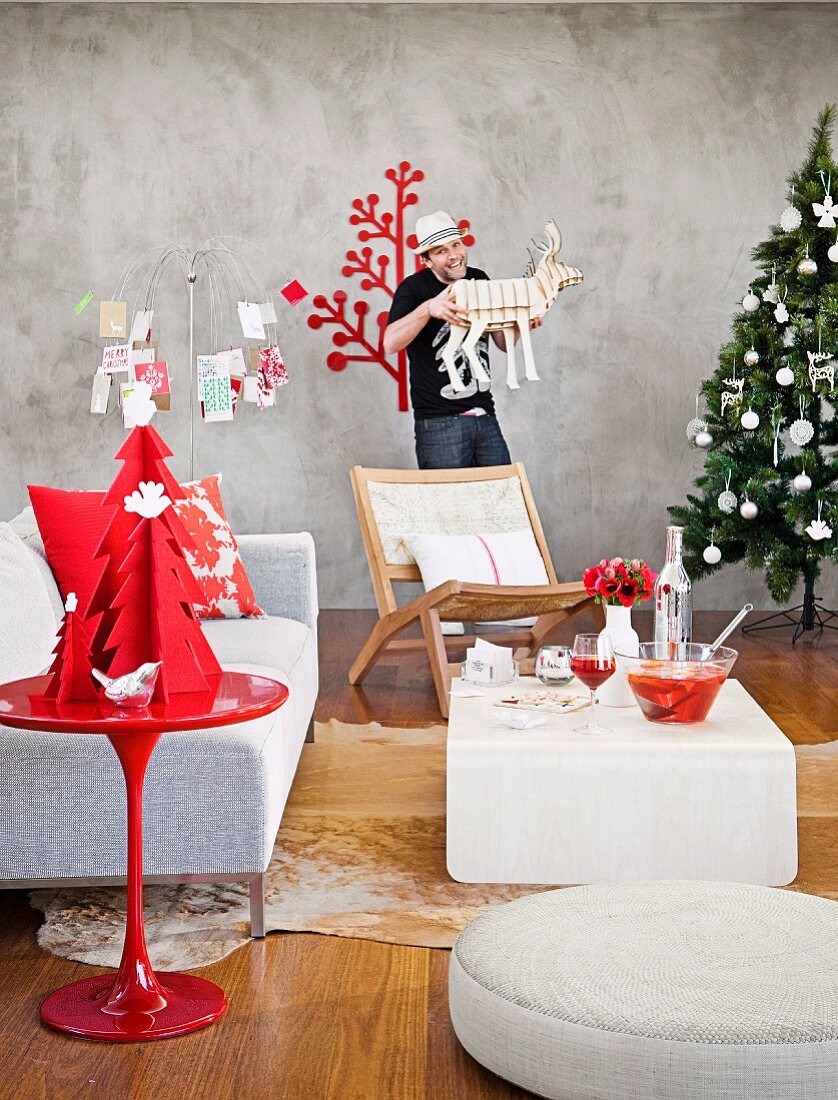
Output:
(414, 210), (465, 255)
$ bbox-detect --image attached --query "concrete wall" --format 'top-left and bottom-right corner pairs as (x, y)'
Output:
(1, 3), (835, 610)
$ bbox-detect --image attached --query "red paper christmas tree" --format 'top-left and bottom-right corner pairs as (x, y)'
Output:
(44, 593), (98, 703)
(90, 425), (222, 701)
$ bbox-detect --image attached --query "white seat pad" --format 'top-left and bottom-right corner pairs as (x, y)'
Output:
(450, 881), (838, 1100)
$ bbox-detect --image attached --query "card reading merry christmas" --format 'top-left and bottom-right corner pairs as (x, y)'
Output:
(101, 343), (131, 375)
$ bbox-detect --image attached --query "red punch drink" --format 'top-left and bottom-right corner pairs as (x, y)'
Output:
(627, 662), (727, 724)
(570, 656), (616, 692)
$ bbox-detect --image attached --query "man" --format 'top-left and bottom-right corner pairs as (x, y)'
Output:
(385, 210), (538, 469)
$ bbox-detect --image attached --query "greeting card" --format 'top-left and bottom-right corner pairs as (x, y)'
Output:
(237, 301), (266, 340)
(129, 309), (153, 343)
(134, 360), (171, 411)
(99, 301), (127, 339)
(280, 279), (308, 306)
(90, 373), (111, 415)
(101, 344), (131, 375)
(258, 301), (277, 324)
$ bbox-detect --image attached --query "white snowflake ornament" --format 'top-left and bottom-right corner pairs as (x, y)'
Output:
(780, 185), (802, 233)
(717, 471), (736, 514)
(789, 397), (814, 447)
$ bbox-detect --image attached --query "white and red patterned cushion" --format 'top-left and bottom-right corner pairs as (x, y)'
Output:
(171, 475), (265, 620)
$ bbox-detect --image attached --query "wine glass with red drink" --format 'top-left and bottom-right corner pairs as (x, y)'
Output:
(570, 634), (616, 734)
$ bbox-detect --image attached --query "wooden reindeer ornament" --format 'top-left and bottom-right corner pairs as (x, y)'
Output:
(441, 220), (583, 391)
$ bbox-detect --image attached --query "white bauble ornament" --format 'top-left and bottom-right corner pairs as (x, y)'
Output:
(740, 499), (758, 520)
(797, 248), (817, 277)
(741, 289), (760, 313)
(775, 365), (795, 386)
(744, 347), (759, 367)
(686, 417), (707, 442)
(780, 204), (802, 232)
(694, 430), (713, 449)
(793, 472), (812, 493)
(828, 237), (838, 263)
(703, 543), (722, 565)
(740, 407), (760, 430)
(789, 418), (814, 446)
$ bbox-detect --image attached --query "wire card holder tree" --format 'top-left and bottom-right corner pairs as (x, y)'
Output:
(90, 237), (302, 478)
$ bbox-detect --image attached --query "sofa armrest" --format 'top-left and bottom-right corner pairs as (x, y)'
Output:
(237, 533), (318, 629)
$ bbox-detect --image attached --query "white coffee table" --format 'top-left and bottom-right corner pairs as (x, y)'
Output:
(446, 677), (798, 886)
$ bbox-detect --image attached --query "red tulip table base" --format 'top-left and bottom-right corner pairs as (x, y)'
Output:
(0, 671), (289, 1042)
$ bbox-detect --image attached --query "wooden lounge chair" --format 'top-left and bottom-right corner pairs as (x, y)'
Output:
(349, 464), (597, 718)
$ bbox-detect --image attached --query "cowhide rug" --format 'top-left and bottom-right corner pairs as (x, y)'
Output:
(29, 725), (838, 972)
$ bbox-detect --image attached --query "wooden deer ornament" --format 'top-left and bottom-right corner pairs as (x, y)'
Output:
(441, 220), (583, 391)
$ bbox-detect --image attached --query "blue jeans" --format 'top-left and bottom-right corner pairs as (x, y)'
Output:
(414, 414), (511, 469)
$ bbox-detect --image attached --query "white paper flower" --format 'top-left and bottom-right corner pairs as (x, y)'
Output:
(124, 481), (172, 519)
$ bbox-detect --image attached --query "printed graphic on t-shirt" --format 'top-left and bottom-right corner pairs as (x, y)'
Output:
(432, 324), (491, 400)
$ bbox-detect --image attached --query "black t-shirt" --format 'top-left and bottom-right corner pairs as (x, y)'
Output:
(387, 267), (496, 420)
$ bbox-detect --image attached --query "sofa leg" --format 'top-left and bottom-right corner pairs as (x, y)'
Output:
(249, 873), (266, 938)
(305, 717), (315, 743)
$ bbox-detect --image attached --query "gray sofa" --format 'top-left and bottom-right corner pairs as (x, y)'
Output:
(0, 510), (318, 936)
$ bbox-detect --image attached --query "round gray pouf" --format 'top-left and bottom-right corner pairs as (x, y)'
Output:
(449, 881), (838, 1100)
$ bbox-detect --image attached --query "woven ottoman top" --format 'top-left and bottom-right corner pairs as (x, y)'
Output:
(453, 881), (838, 1045)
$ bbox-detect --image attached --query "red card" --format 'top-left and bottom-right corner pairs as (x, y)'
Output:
(280, 279), (308, 306)
(135, 360), (171, 411)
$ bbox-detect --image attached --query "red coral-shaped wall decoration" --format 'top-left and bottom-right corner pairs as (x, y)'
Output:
(308, 161), (474, 412)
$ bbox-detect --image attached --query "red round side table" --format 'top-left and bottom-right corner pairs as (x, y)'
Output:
(0, 670), (288, 1042)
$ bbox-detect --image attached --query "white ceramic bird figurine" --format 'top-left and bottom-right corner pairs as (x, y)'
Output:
(92, 662), (163, 707)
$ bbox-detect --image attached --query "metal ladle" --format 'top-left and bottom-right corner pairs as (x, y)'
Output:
(710, 604), (753, 651)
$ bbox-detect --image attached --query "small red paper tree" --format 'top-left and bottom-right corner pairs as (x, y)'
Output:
(308, 161), (474, 412)
(91, 425), (221, 700)
(44, 595), (98, 703)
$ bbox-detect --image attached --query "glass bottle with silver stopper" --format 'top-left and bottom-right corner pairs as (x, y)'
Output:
(654, 525), (692, 656)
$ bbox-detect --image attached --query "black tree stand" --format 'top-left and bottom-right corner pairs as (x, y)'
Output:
(742, 574), (838, 644)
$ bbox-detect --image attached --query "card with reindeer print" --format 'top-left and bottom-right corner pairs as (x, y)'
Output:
(99, 301), (127, 339)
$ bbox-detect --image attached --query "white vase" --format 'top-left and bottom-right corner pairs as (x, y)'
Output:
(597, 603), (639, 708)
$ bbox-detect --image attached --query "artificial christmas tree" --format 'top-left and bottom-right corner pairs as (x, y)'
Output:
(670, 105), (838, 642)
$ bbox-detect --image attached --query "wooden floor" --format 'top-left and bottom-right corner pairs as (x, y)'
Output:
(1, 608), (836, 1099)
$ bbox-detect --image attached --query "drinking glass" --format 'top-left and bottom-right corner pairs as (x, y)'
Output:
(570, 633), (616, 734)
(534, 645), (574, 685)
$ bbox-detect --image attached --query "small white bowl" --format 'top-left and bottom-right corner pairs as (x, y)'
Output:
(494, 707), (549, 730)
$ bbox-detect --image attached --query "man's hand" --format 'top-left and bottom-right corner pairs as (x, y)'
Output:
(427, 285), (468, 326)
(529, 316), (544, 330)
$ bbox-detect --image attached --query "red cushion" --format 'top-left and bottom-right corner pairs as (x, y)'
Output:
(170, 476), (265, 619)
(27, 487), (113, 615)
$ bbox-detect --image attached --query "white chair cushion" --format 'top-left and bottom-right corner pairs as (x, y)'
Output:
(0, 523), (59, 683)
(405, 530), (549, 590)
